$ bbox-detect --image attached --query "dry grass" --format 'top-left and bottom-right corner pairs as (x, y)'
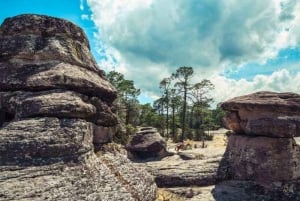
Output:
(156, 188), (185, 201)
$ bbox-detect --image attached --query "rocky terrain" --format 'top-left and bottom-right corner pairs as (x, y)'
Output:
(220, 91), (300, 200)
(150, 92), (300, 201)
(0, 14), (156, 201)
(2, 14), (300, 201)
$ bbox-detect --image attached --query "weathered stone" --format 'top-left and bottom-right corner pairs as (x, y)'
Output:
(0, 14), (103, 75)
(0, 90), (96, 120)
(221, 91), (300, 137)
(0, 153), (157, 201)
(0, 62), (116, 103)
(226, 135), (300, 184)
(0, 14), (156, 201)
(0, 117), (93, 165)
(139, 144), (227, 189)
(93, 125), (117, 145)
(245, 117), (300, 138)
(141, 157), (221, 187)
(100, 153), (157, 200)
(0, 90), (118, 126)
(126, 128), (168, 160)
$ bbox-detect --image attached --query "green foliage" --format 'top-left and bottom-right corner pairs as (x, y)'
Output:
(185, 126), (193, 140)
(172, 66), (195, 142)
(194, 129), (204, 141)
(211, 105), (226, 129)
(113, 124), (138, 145)
(106, 69), (223, 147)
(107, 71), (140, 144)
(113, 127), (129, 145)
(125, 124), (137, 136)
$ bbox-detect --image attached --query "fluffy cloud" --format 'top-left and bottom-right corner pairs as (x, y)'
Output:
(86, 0), (300, 104)
(211, 69), (300, 105)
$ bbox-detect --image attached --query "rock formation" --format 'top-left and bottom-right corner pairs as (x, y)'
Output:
(126, 127), (168, 160)
(221, 91), (300, 192)
(0, 14), (156, 201)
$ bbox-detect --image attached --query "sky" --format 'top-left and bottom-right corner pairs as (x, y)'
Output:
(1, 0), (300, 107)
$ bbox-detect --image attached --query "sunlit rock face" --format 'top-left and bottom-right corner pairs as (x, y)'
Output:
(221, 91), (300, 188)
(0, 14), (156, 201)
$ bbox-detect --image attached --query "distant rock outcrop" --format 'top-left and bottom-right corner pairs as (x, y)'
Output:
(126, 127), (168, 160)
(0, 14), (156, 201)
(220, 91), (300, 197)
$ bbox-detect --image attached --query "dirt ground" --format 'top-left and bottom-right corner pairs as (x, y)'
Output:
(155, 128), (229, 201)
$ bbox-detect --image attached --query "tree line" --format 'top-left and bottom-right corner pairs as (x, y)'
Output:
(107, 66), (225, 144)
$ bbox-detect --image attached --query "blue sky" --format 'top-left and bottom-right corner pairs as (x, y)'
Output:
(1, 0), (300, 105)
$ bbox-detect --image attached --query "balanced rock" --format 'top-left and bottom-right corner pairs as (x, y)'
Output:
(126, 127), (168, 160)
(0, 14), (156, 201)
(221, 91), (300, 137)
(221, 91), (300, 189)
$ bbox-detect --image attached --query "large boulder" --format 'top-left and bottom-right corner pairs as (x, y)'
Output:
(0, 14), (156, 201)
(221, 91), (300, 137)
(126, 127), (168, 160)
(220, 91), (300, 193)
(226, 135), (300, 183)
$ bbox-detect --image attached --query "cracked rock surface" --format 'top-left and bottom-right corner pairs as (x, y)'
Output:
(0, 14), (156, 201)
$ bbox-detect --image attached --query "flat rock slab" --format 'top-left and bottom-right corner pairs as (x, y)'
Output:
(0, 62), (116, 102)
(159, 180), (300, 201)
(0, 90), (117, 127)
(140, 154), (223, 187)
(221, 91), (300, 137)
(0, 153), (157, 201)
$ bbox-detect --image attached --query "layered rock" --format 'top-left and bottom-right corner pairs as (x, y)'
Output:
(221, 91), (300, 137)
(126, 127), (168, 160)
(0, 14), (156, 201)
(221, 91), (300, 189)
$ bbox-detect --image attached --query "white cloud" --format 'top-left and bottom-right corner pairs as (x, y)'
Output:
(81, 14), (89, 20)
(211, 69), (300, 105)
(86, 0), (300, 103)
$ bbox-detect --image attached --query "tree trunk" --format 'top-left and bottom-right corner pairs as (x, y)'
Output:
(172, 106), (175, 141)
(166, 99), (169, 139)
(181, 87), (187, 142)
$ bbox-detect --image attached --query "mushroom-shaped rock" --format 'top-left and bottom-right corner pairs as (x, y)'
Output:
(0, 14), (156, 201)
(221, 91), (300, 137)
(219, 91), (300, 190)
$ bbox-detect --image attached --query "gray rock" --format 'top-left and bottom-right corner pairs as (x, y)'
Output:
(0, 153), (157, 201)
(126, 128), (167, 160)
(93, 125), (117, 145)
(140, 156), (222, 187)
(0, 61), (116, 103)
(0, 14), (100, 73)
(0, 90), (96, 120)
(178, 152), (197, 160)
(221, 91), (300, 137)
(0, 14), (157, 201)
(0, 117), (93, 165)
(218, 91), (300, 199)
(226, 134), (300, 184)
(0, 90), (118, 126)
